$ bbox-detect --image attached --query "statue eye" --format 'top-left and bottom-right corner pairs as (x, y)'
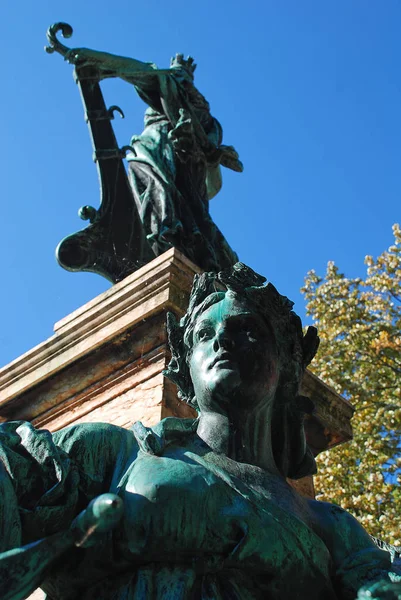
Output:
(246, 327), (259, 340)
(195, 326), (214, 342)
(234, 318), (259, 340)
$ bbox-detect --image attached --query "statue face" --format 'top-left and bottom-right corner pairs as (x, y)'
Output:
(188, 293), (279, 412)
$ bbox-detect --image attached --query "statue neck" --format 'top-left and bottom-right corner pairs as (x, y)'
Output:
(196, 402), (281, 475)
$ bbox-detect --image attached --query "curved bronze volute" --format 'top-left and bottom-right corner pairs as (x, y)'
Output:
(45, 22), (73, 57)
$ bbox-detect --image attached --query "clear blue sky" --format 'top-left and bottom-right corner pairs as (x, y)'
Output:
(1, 1), (400, 366)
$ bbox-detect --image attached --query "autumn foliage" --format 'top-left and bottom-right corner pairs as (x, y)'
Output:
(302, 224), (401, 545)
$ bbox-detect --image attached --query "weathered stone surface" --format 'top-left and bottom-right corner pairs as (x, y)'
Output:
(0, 249), (198, 427)
(302, 370), (354, 453)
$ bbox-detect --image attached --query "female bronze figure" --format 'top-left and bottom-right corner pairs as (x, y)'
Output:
(0, 263), (399, 599)
(62, 42), (242, 271)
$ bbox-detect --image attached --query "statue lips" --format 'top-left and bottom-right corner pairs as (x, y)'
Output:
(209, 352), (237, 370)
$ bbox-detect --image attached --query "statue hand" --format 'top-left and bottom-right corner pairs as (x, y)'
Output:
(358, 580), (401, 599)
(71, 493), (124, 548)
(168, 109), (197, 160)
(206, 145), (243, 172)
(218, 145), (244, 172)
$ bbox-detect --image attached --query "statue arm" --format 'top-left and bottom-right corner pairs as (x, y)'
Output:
(53, 421), (138, 495)
(65, 47), (173, 87)
(0, 421), (136, 598)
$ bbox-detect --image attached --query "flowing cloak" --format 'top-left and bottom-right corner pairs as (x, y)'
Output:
(0, 418), (398, 600)
(125, 69), (238, 271)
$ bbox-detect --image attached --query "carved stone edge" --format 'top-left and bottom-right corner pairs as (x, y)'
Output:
(301, 370), (354, 453)
(0, 248), (200, 406)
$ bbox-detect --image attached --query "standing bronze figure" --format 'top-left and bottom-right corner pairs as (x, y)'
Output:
(46, 24), (242, 281)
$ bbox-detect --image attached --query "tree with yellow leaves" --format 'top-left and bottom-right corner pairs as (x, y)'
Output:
(302, 224), (401, 545)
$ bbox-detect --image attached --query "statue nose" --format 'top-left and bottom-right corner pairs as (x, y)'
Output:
(213, 327), (234, 351)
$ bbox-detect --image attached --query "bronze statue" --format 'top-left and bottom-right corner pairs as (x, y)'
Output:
(46, 24), (242, 281)
(0, 264), (400, 599)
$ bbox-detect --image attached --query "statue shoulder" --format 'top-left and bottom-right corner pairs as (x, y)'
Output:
(54, 422), (138, 490)
(54, 421), (134, 453)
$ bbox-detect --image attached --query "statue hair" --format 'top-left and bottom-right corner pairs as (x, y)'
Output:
(164, 262), (320, 479)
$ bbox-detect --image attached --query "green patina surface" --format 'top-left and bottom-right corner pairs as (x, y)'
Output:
(46, 23), (241, 282)
(0, 263), (400, 599)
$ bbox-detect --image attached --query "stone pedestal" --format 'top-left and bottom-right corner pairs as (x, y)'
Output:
(0, 248), (353, 495)
(0, 248), (194, 431)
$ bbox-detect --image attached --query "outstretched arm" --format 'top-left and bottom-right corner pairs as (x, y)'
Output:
(0, 493), (123, 600)
(0, 421), (136, 599)
(65, 47), (172, 86)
